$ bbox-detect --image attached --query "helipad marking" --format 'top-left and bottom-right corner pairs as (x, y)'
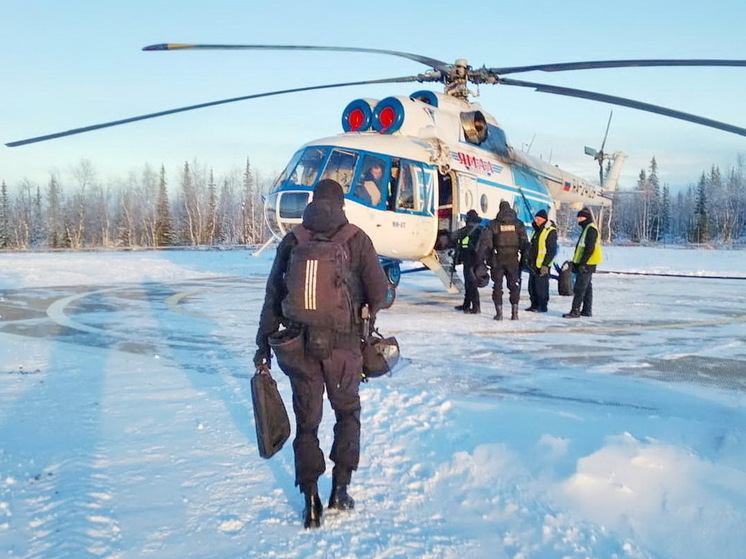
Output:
(440, 314), (746, 336)
(164, 291), (209, 319)
(46, 285), (212, 348)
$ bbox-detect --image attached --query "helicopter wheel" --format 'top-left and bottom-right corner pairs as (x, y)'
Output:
(384, 262), (401, 287)
(380, 285), (396, 309)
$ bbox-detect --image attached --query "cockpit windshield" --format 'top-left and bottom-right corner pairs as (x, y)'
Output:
(273, 146), (435, 216)
(274, 147), (328, 189)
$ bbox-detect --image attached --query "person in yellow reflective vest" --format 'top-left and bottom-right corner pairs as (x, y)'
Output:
(563, 207), (602, 318)
(526, 209), (558, 313)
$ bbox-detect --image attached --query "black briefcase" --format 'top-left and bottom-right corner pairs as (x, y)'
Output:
(250, 371), (291, 459)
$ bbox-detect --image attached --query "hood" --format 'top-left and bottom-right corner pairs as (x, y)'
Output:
(496, 206), (517, 222)
(301, 199), (348, 236)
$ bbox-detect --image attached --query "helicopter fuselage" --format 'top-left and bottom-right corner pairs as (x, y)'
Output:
(263, 90), (623, 292)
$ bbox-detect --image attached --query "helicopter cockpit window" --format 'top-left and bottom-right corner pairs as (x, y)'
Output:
(353, 155), (387, 207)
(394, 161), (433, 214)
(320, 149), (359, 193)
(281, 147), (328, 188)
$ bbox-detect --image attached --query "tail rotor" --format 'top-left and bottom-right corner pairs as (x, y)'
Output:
(584, 110), (613, 185)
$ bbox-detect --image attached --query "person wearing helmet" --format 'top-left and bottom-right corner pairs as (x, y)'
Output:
(450, 209), (484, 314)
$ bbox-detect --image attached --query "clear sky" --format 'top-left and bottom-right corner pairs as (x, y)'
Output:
(2, 0), (745, 192)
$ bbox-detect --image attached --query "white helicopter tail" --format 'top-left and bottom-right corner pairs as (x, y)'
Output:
(601, 151), (628, 200)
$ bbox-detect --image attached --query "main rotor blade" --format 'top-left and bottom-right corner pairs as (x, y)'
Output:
(5, 76), (421, 147)
(143, 43), (451, 72)
(489, 59), (746, 75)
(499, 77), (746, 137)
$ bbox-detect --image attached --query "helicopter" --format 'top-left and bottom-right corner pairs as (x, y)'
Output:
(7, 44), (746, 301)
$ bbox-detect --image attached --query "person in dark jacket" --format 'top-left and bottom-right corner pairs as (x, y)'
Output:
(526, 209), (558, 313)
(451, 209), (483, 314)
(476, 200), (529, 320)
(254, 179), (389, 528)
(563, 207), (603, 318)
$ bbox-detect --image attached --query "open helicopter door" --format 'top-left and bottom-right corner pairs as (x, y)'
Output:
(456, 173), (479, 220)
(420, 170), (476, 294)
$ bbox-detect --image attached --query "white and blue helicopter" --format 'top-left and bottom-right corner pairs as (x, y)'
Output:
(8, 44), (746, 302)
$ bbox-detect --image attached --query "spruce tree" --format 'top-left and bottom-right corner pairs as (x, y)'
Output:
(0, 182), (9, 248)
(155, 165), (174, 246)
(660, 184), (671, 241)
(692, 173), (709, 243)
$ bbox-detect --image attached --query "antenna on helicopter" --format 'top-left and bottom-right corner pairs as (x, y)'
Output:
(584, 111), (613, 185)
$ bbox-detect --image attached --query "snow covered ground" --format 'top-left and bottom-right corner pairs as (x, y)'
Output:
(1, 245), (745, 559)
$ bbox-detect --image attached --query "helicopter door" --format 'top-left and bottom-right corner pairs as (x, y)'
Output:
(455, 173), (478, 220)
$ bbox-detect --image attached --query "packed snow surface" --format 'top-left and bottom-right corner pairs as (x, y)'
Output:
(1, 245), (745, 558)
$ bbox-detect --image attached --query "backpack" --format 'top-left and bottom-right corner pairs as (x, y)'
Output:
(282, 223), (359, 333)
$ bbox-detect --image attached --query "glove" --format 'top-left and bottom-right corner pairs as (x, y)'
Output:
(253, 347), (271, 372)
(539, 265), (549, 277)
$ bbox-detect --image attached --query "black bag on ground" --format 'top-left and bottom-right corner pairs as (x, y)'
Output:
(362, 329), (400, 379)
(557, 260), (574, 296)
(250, 372), (291, 459)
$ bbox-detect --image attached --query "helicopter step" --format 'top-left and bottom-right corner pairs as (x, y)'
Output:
(421, 250), (463, 294)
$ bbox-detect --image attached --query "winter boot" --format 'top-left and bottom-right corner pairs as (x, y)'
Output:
(563, 309), (581, 318)
(328, 482), (355, 511)
(525, 305), (537, 312)
(454, 303), (466, 311)
(511, 304), (519, 320)
(303, 491), (323, 529)
(469, 301), (481, 314)
(493, 306), (503, 321)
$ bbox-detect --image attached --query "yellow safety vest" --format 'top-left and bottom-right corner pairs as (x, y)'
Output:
(573, 222), (602, 265)
(534, 224), (556, 268)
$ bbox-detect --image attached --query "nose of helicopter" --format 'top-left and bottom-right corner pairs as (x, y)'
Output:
(264, 189), (312, 237)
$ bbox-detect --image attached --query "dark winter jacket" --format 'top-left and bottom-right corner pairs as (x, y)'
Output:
(450, 222), (483, 265)
(255, 198), (389, 356)
(476, 206), (529, 267)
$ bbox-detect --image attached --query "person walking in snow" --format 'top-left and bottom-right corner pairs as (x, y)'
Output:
(254, 179), (389, 529)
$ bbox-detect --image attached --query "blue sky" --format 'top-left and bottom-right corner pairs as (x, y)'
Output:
(2, 0), (745, 191)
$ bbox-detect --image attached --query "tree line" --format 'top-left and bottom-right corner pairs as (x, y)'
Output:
(1, 155), (745, 251)
(0, 159), (271, 250)
(554, 155), (746, 244)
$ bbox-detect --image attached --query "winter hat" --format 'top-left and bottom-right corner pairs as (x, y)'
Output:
(466, 209), (480, 223)
(499, 200), (511, 211)
(534, 209), (548, 220)
(577, 207), (592, 220)
(313, 179), (344, 207)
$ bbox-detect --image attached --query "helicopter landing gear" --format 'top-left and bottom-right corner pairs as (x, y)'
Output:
(380, 284), (396, 309)
(384, 261), (401, 287)
(379, 261), (400, 309)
